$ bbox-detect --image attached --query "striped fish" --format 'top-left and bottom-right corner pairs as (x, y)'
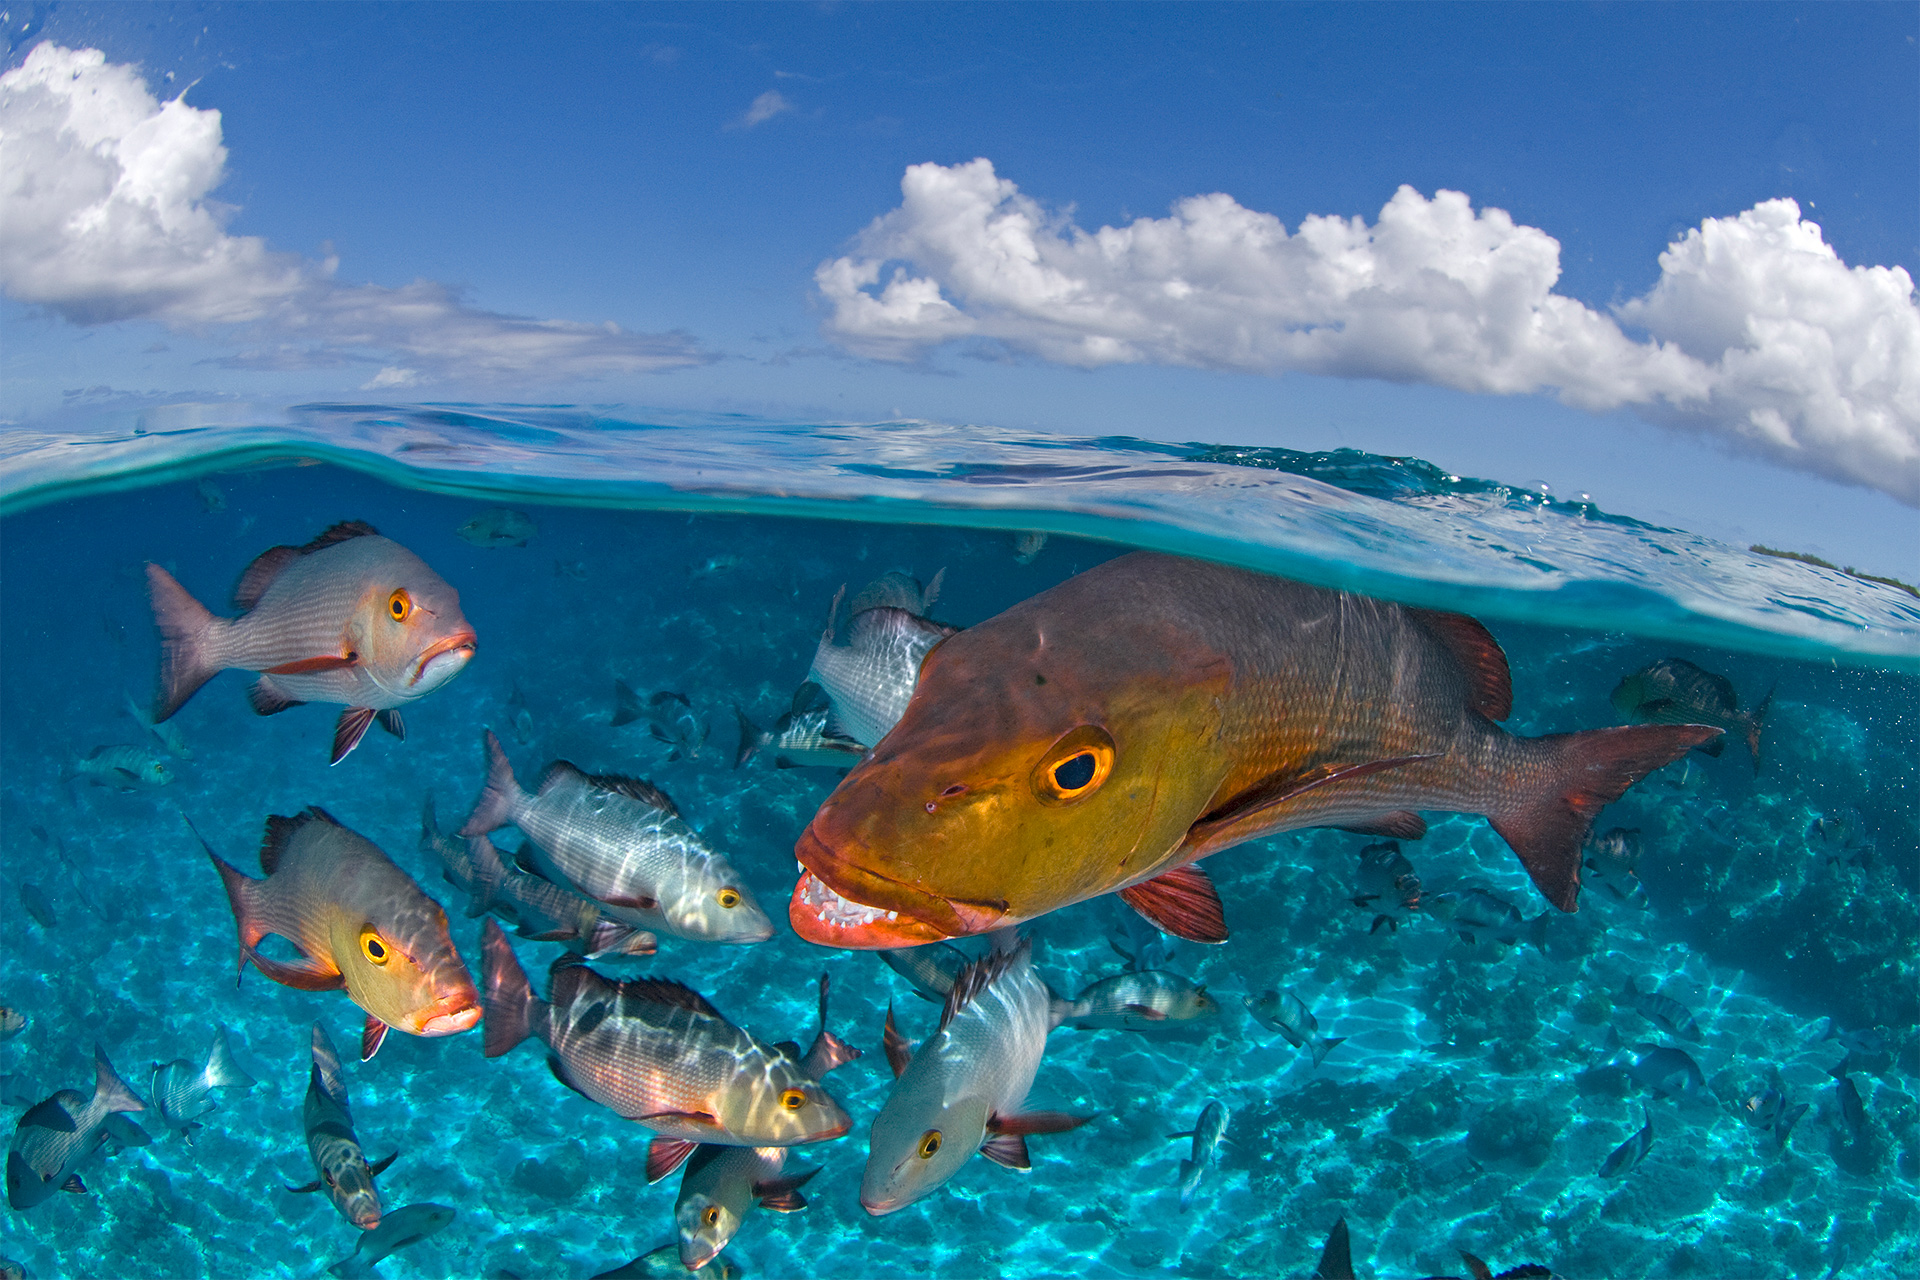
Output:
(150, 1026), (256, 1142)
(1063, 970), (1219, 1033)
(287, 1022), (395, 1230)
(675, 1146), (817, 1271)
(198, 807), (481, 1061)
(421, 797), (657, 959)
(460, 732), (771, 944)
(5, 1046), (146, 1211)
(861, 940), (1088, 1215)
(147, 521), (477, 764)
(808, 606), (954, 750)
(481, 922), (852, 1182)
(879, 942), (971, 1003)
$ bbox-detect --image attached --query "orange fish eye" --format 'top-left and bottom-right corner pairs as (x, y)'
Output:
(387, 588), (412, 622)
(717, 888), (742, 909)
(780, 1088), (807, 1111)
(359, 927), (392, 966)
(1031, 725), (1116, 806)
(917, 1129), (943, 1159)
(703, 1206), (720, 1227)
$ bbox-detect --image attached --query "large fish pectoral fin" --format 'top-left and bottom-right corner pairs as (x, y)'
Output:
(882, 1004), (914, 1078)
(244, 943), (345, 993)
(1183, 755), (1440, 858)
(360, 1017), (389, 1062)
(642, 1135), (706, 1184)
(1336, 812), (1427, 840)
(332, 708), (378, 765)
(978, 1132), (1031, 1169)
(266, 655), (360, 675)
(1117, 865), (1226, 945)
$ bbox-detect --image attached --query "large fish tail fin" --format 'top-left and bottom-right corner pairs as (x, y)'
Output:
(1494, 724), (1722, 911)
(481, 919), (536, 1057)
(1746, 688), (1774, 772)
(146, 564), (224, 722)
(91, 1046), (145, 1114)
(733, 706), (764, 769)
(464, 833), (511, 920)
(458, 730), (522, 837)
(201, 1027), (256, 1092)
(205, 847), (268, 958)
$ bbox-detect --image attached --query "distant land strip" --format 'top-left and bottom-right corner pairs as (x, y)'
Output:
(1750, 546), (1919, 600)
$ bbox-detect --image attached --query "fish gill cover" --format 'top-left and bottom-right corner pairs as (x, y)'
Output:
(0, 406), (1916, 1280)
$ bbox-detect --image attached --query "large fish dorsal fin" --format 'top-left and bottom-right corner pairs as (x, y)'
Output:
(1185, 755), (1439, 859)
(850, 606), (954, 648)
(1408, 608), (1513, 721)
(259, 808), (336, 874)
(232, 546), (301, 612)
(582, 771), (678, 816)
(301, 520), (381, 552)
(1315, 1217), (1355, 1280)
(883, 1005), (913, 1078)
(616, 977), (725, 1021)
(535, 760), (585, 794)
(938, 939), (1029, 1033)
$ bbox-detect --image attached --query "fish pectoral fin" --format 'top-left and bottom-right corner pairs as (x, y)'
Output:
(756, 1189), (808, 1213)
(987, 1110), (1094, 1137)
(376, 709), (405, 740)
(1122, 1004), (1168, 1021)
(882, 1004), (914, 1079)
(1117, 864), (1227, 945)
(284, 1180), (324, 1194)
(60, 1174), (87, 1194)
(266, 654), (359, 675)
(1336, 811), (1428, 840)
(601, 893), (659, 911)
(644, 1137), (702, 1185)
(366, 1151), (399, 1178)
(978, 1132), (1031, 1170)
(361, 1016), (389, 1062)
(1184, 756), (1440, 858)
(244, 945), (345, 993)
(246, 677), (305, 717)
(332, 708), (378, 765)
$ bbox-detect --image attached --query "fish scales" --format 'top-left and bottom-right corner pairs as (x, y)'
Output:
(810, 608), (952, 749)
(6, 1048), (145, 1210)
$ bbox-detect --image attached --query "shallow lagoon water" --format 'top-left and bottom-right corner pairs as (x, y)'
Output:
(0, 407), (1915, 1279)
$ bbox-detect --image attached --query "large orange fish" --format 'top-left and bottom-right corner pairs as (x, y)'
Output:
(147, 521), (477, 763)
(200, 808), (481, 1060)
(791, 553), (1718, 949)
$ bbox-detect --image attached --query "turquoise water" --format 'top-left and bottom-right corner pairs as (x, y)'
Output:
(0, 407), (1915, 1279)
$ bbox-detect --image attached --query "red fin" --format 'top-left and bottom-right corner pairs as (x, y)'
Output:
(61, 1174), (86, 1194)
(332, 707), (376, 764)
(1409, 608), (1513, 721)
(361, 1016), (389, 1062)
(758, 1190), (807, 1212)
(1337, 811), (1428, 840)
(987, 1110), (1093, 1136)
(481, 919), (537, 1058)
(753, 1166), (819, 1211)
(247, 676), (304, 716)
(244, 944), (345, 992)
(646, 1137), (699, 1184)
(301, 520), (381, 551)
(978, 1132), (1030, 1169)
(146, 563), (222, 722)
(1122, 1004), (1168, 1020)
(883, 1004), (913, 1078)
(232, 545), (300, 611)
(1185, 755), (1439, 857)
(601, 893), (660, 911)
(1118, 864), (1227, 944)
(1492, 723), (1721, 911)
(376, 709), (405, 740)
(266, 654), (359, 675)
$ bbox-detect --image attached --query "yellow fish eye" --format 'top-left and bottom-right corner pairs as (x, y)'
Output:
(703, 1206), (720, 1227)
(716, 888), (741, 909)
(917, 1130), (943, 1159)
(780, 1088), (807, 1111)
(387, 588), (412, 622)
(1031, 726), (1116, 806)
(359, 927), (392, 966)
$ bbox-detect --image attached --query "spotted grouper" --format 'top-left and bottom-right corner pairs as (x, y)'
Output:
(791, 552), (1718, 948)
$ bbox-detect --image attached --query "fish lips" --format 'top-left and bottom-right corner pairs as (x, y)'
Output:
(410, 631), (477, 690)
(792, 825), (1007, 949)
(410, 996), (482, 1037)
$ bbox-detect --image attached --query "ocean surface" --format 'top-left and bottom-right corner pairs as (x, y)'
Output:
(0, 405), (1915, 1280)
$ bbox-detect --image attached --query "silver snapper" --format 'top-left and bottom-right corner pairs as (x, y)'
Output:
(612, 683), (710, 762)
(675, 1146), (818, 1270)
(1245, 989), (1347, 1067)
(733, 685), (864, 771)
(5, 1046), (146, 1210)
(63, 744), (174, 791)
(150, 1026), (255, 1141)
(324, 1202), (455, 1279)
(1620, 978), (1703, 1042)
(1168, 1099), (1229, 1210)
(879, 943), (971, 1003)
(422, 797), (657, 958)
(123, 689), (192, 759)
(808, 582), (956, 749)
(862, 940), (1088, 1215)
(461, 731), (771, 944)
(481, 922), (852, 1179)
(287, 1022), (396, 1230)
(1064, 971), (1219, 1033)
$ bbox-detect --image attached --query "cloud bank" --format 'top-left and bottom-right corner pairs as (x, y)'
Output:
(818, 159), (1920, 504)
(0, 44), (708, 385)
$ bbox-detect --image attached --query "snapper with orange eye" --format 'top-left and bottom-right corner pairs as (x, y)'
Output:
(195, 808), (482, 1061)
(147, 520), (477, 764)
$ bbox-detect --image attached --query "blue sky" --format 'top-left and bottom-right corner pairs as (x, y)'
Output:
(4, 2), (1917, 576)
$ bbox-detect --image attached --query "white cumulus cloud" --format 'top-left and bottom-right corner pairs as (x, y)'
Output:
(735, 89), (793, 129)
(818, 159), (1920, 504)
(0, 43), (708, 381)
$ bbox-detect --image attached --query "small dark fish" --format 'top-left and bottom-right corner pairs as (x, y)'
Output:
(1013, 532), (1047, 565)
(1599, 1107), (1653, 1178)
(734, 685), (865, 771)
(554, 559), (588, 581)
(1107, 907), (1176, 972)
(1626, 1045), (1705, 1099)
(612, 683), (711, 762)
(1168, 1099), (1228, 1210)
(456, 507), (536, 548)
(506, 682), (536, 745)
(1741, 1086), (1807, 1150)
(689, 554), (745, 578)
(1581, 827), (1647, 907)
(16, 884), (55, 929)
(1244, 989), (1345, 1066)
(324, 1202), (455, 1278)
(1830, 1060), (1868, 1141)
(0, 1008), (24, 1041)
(879, 943), (970, 1003)
(1351, 840), (1423, 933)
(150, 1026), (256, 1141)
(6, 1046), (146, 1211)
(286, 1022), (395, 1230)
(594, 1244), (745, 1279)
(1619, 979), (1702, 1042)
(1427, 886), (1546, 949)
(674, 1145), (817, 1271)
(1611, 657), (1770, 768)
(1065, 971), (1219, 1033)
(1822, 1019), (1890, 1063)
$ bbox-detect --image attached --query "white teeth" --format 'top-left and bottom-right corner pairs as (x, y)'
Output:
(799, 872), (890, 928)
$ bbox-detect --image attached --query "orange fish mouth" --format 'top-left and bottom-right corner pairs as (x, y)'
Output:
(788, 868), (948, 949)
(412, 999), (482, 1037)
(791, 825), (1010, 949)
(410, 631), (477, 686)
